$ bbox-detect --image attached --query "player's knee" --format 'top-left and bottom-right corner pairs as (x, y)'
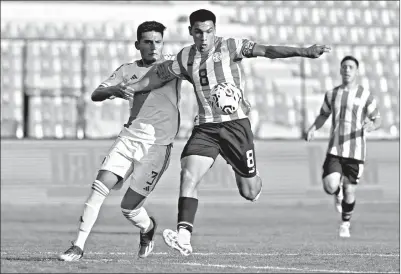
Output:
(180, 168), (197, 185)
(322, 172), (341, 195)
(343, 183), (356, 196)
(322, 179), (339, 195)
(96, 170), (122, 190)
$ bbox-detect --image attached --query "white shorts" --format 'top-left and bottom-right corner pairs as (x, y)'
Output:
(100, 136), (172, 197)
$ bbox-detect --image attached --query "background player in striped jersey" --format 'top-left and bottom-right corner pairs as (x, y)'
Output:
(305, 56), (381, 238)
(59, 21), (182, 261)
(121, 9), (330, 255)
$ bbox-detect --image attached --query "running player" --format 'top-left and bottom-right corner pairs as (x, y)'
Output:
(305, 56), (381, 238)
(121, 9), (330, 255)
(58, 21), (181, 261)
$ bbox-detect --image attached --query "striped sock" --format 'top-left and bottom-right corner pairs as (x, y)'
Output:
(74, 180), (110, 249)
(121, 207), (152, 233)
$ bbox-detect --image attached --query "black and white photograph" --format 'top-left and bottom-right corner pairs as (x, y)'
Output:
(1, 0), (399, 273)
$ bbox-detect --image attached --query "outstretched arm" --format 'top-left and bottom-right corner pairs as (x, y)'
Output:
(123, 60), (178, 93)
(252, 44), (331, 59)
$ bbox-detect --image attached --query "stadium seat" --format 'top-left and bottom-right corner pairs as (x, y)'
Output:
(1, 1), (399, 139)
(255, 7), (267, 24)
(83, 22), (105, 40)
(43, 22), (64, 39)
(115, 21), (136, 40)
(101, 22), (118, 40)
(63, 22), (85, 40)
(1, 74), (23, 91)
(27, 96), (79, 138)
(84, 92), (130, 138)
(1, 21), (10, 38)
(0, 87), (24, 139)
(4, 21), (22, 38)
(59, 96), (79, 138)
(320, 76), (334, 92)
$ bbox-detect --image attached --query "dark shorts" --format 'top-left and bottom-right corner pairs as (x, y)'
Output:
(181, 118), (257, 178)
(322, 154), (365, 184)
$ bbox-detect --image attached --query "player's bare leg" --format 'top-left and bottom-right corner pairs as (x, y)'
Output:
(235, 170), (263, 202)
(163, 155), (214, 256)
(339, 178), (356, 238)
(322, 172), (343, 213)
(120, 187), (157, 258)
(59, 170), (120, 261)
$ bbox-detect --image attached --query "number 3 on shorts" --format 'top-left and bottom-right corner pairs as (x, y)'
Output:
(246, 149), (255, 174)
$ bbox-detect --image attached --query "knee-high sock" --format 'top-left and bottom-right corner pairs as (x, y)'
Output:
(121, 207), (152, 233)
(341, 200), (356, 222)
(177, 197), (198, 233)
(74, 180), (109, 249)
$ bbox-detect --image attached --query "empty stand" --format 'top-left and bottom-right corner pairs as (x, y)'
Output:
(1, 1), (399, 138)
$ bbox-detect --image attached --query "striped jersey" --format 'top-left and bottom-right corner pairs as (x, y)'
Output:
(320, 85), (380, 161)
(168, 36), (256, 125)
(101, 55), (182, 145)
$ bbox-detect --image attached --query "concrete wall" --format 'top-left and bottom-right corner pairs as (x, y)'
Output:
(1, 139), (399, 205)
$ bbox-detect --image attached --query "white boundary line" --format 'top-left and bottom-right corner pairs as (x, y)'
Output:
(173, 262), (399, 273)
(1, 251), (399, 257)
(1, 252), (398, 274)
(1, 251), (399, 273)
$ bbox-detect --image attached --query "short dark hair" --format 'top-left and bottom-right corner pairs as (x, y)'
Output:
(341, 55), (359, 68)
(136, 21), (166, 42)
(189, 9), (216, 26)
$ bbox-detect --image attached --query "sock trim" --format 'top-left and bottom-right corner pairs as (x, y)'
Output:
(121, 208), (141, 218)
(92, 180), (110, 197)
(178, 221), (193, 228)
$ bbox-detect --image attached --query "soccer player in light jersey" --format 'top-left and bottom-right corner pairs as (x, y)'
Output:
(121, 9), (330, 255)
(59, 21), (181, 261)
(305, 56), (381, 238)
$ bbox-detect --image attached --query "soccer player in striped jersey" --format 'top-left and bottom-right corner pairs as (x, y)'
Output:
(305, 56), (381, 238)
(122, 9), (330, 255)
(59, 21), (182, 261)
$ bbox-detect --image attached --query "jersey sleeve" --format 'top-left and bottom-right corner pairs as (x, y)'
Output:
(161, 54), (184, 79)
(168, 59), (185, 79)
(319, 90), (332, 117)
(166, 51), (189, 80)
(230, 38), (257, 60)
(100, 64), (125, 87)
(365, 93), (381, 120)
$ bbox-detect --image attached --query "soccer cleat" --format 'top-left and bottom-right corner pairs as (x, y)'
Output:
(58, 242), (84, 261)
(162, 228), (193, 256)
(334, 186), (343, 213)
(339, 221), (351, 238)
(138, 216), (157, 258)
